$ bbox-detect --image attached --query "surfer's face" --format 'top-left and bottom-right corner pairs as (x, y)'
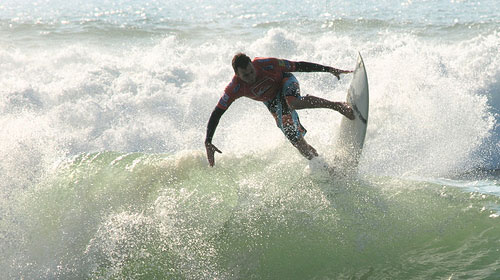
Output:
(237, 63), (256, 84)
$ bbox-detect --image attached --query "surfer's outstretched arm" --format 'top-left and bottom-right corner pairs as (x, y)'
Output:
(294, 61), (353, 80)
(205, 107), (225, 166)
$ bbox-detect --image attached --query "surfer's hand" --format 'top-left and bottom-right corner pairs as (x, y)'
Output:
(205, 141), (222, 167)
(330, 68), (353, 80)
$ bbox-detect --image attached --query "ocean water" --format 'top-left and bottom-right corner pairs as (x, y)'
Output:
(1, 0), (499, 279)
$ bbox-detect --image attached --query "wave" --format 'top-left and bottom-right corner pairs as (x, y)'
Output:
(3, 16), (498, 44)
(0, 19), (189, 43)
(0, 28), (498, 182)
(1, 151), (499, 279)
(1, 1), (499, 278)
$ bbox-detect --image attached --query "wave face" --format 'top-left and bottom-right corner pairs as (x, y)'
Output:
(1, 0), (499, 278)
(2, 152), (499, 279)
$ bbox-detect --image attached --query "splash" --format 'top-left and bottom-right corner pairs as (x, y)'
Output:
(1, 151), (499, 278)
(1, 3), (499, 277)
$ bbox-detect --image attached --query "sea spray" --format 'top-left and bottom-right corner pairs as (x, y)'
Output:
(1, 0), (499, 278)
(3, 151), (499, 278)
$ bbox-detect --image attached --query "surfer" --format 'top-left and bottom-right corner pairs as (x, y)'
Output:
(205, 53), (354, 166)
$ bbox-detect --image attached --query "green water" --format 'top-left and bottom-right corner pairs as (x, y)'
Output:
(2, 151), (499, 279)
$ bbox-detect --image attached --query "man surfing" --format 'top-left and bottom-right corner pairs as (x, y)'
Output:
(205, 53), (354, 166)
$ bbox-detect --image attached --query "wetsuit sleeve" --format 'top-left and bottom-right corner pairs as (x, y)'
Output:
(255, 57), (297, 72)
(217, 78), (241, 110)
(205, 106), (225, 143)
(256, 58), (334, 73)
(294, 61), (334, 72)
(216, 92), (236, 110)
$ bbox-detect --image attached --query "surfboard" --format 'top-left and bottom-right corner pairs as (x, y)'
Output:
(334, 52), (369, 172)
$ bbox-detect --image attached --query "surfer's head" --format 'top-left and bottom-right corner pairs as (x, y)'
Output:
(232, 53), (256, 84)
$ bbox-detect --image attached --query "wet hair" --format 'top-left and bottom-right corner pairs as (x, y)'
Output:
(232, 53), (251, 74)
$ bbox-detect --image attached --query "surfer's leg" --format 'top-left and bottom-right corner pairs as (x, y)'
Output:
(292, 137), (318, 160)
(267, 111), (314, 160)
(280, 72), (354, 120)
(265, 73), (319, 160)
(287, 95), (355, 120)
(264, 75), (312, 159)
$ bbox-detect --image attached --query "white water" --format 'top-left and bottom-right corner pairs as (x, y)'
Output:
(1, 1), (499, 278)
(1, 29), (498, 186)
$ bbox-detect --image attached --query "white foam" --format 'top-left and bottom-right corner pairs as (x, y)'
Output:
(0, 27), (498, 194)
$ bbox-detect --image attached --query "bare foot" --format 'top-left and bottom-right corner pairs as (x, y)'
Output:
(338, 102), (355, 120)
(293, 138), (318, 160)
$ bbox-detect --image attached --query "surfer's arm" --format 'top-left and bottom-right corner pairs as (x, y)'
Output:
(205, 106), (225, 166)
(294, 61), (353, 80)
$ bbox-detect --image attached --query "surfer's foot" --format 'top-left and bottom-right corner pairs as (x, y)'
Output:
(337, 102), (355, 120)
(293, 138), (318, 160)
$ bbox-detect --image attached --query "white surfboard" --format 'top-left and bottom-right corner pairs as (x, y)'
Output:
(334, 53), (369, 173)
